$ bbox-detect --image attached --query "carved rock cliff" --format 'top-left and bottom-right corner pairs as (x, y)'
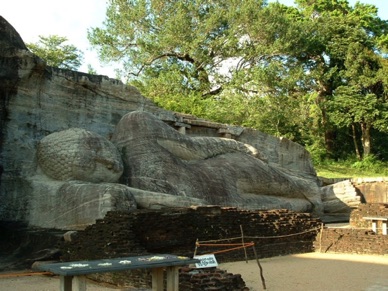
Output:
(0, 16), (323, 229)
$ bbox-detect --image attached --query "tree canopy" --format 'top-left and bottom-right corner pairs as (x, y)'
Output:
(27, 35), (84, 70)
(88, 0), (388, 161)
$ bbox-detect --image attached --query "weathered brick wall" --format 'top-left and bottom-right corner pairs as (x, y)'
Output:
(88, 266), (249, 291)
(179, 267), (248, 291)
(314, 228), (388, 255)
(61, 207), (321, 262)
(61, 211), (147, 260)
(314, 203), (388, 255)
(60, 206), (321, 289)
(349, 203), (388, 229)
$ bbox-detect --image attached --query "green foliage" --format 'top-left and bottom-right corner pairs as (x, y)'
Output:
(88, 0), (262, 96)
(315, 156), (388, 178)
(351, 154), (385, 171)
(88, 0), (388, 162)
(306, 140), (328, 165)
(27, 35), (84, 70)
(327, 33), (388, 157)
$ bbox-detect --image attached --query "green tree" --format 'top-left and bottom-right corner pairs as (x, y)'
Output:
(233, 0), (388, 159)
(87, 0), (267, 97)
(329, 44), (388, 159)
(88, 0), (388, 161)
(27, 35), (84, 70)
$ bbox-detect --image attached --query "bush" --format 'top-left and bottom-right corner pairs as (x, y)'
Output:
(351, 155), (388, 174)
(315, 155), (388, 178)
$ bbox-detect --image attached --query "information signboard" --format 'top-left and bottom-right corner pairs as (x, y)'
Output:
(194, 254), (218, 268)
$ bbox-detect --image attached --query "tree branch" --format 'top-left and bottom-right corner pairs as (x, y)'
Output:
(128, 52), (196, 77)
(202, 86), (223, 98)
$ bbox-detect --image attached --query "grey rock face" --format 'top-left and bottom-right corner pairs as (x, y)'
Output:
(37, 128), (123, 183)
(28, 180), (137, 230)
(112, 111), (323, 214)
(0, 16), (160, 227)
(0, 16), (324, 230)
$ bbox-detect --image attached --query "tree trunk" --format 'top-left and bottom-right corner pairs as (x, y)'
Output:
(360, 122), (371, 157)
(324, 128), (335, 158)
(317, 94), (334, 158)
(316, 86), (335, 158)
(351, 123), (361, 160)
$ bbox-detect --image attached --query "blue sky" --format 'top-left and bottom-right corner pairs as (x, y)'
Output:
(1, 0), (387, 78)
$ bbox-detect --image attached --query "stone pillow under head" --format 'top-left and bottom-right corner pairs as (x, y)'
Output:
(37, 128), (123, 183)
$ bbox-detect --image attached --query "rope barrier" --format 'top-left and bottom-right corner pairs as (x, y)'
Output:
(197, 242), (251, 247)
(244, 227), (320, 239)
(194, 237), (265, 289)
(193, 223), (321, 287)
(197, 242), (255, 255)
(194, 225), (321, 290)
(197, 227), (321, 244)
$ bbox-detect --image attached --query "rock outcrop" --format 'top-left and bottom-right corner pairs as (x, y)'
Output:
(321, 180), (361, 213)
(0, 16), (323, 230)
(0, 16), (161, 227)
(112, 111), (322, 212)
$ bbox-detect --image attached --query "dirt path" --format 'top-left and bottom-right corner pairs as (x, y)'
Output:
(220, 252), (388, 291)
(0, 252), (387, 290)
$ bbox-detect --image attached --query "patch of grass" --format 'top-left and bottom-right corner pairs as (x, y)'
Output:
(314, 156), (388, 178)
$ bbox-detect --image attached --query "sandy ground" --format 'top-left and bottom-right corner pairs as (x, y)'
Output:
(222, 252), (388, 291)
(0, 252), (387, 291)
